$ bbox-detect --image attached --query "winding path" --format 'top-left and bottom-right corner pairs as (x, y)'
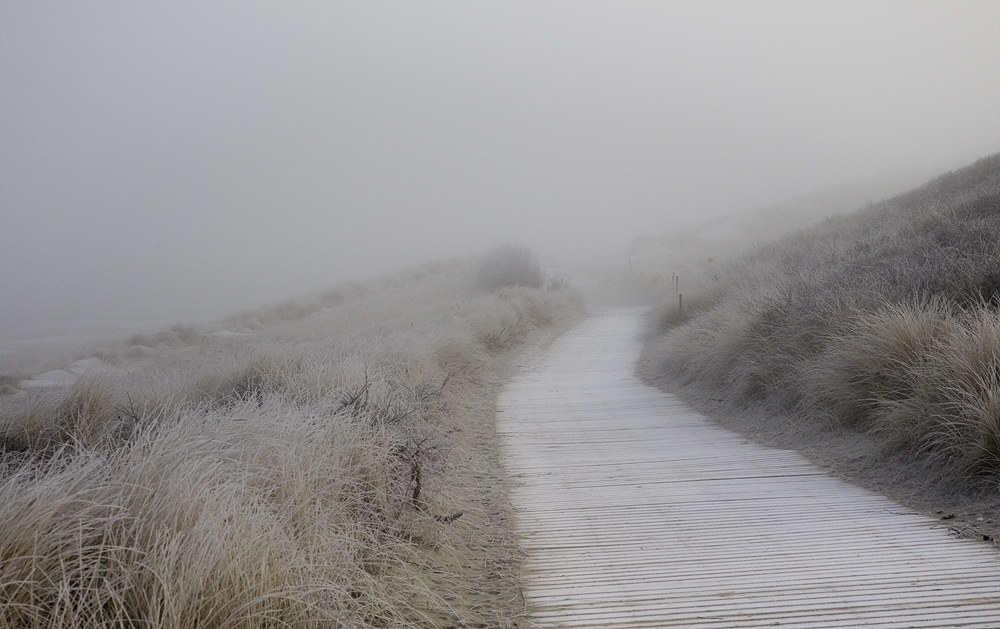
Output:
(498, 309), (1000, 628)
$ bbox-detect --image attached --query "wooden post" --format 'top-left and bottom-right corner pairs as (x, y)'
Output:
(678, 293), (683, 318)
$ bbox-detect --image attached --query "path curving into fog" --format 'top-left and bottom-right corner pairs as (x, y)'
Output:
(497, 308), (1000, 628)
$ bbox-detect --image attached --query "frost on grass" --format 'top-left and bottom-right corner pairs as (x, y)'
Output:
(643, 153), (1000, 483)
(0, 256), (585, 628)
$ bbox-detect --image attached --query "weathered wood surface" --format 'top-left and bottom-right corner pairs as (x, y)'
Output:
(497, 309), (1000, 628)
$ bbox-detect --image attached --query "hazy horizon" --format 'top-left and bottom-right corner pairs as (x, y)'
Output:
(2, 0), (998, 341)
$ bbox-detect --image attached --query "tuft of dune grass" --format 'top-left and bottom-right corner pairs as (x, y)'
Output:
(887, 306), (1000, 476)
(804, 298), (953, 428)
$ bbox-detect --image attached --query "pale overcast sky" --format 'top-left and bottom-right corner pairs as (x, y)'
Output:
(2, 0), (998, 334)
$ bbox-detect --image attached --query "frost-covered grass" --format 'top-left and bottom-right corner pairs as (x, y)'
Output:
(643, 153), (1000, 483)
(0, 256), (585, 628)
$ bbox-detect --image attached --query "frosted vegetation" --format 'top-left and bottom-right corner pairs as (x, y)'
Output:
(0, 249), (584, 628)
(644, 154), (1000, 484)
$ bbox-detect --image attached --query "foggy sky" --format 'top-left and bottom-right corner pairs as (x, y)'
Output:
(2, 0), (998, 337)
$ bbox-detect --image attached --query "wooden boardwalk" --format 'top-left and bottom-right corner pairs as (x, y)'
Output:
(497, 309), (1000, 628)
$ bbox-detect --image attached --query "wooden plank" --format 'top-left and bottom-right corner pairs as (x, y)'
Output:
(498, 308), (1000, 628)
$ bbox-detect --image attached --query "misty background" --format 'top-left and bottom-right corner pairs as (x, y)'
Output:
(2, 1), (998, 350)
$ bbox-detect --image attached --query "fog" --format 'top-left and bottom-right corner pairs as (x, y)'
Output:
(2, 1), (998, 343)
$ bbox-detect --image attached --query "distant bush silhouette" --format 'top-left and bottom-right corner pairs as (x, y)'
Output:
(477, 245), (544, 292)
(547, 274), (572, 291)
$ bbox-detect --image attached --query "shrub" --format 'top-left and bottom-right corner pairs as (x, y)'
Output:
(0, 374), (20, 396)
(128, 324), (204, 348)
(476, 245), (544, 292)
(547, 274), (571, 291)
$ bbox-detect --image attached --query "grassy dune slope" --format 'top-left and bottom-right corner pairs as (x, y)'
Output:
(0, 251), (585, 628)
(640, 154), (1000, 538)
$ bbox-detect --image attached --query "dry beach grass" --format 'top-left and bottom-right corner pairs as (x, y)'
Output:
(0, 251), (584, 628)
(640, 153), (1000, 542)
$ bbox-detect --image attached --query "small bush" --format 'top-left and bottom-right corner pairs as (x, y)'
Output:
(547, 274), (571, 291)
(476, 245), (544, 292)
(128, 324), (203, 348)
(219, 354), (299, 407)
(0, 374), (20, 396)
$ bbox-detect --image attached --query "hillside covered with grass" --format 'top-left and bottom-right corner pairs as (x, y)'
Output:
(641, 154), (1000, 533)
(0, 247), (584, 628)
